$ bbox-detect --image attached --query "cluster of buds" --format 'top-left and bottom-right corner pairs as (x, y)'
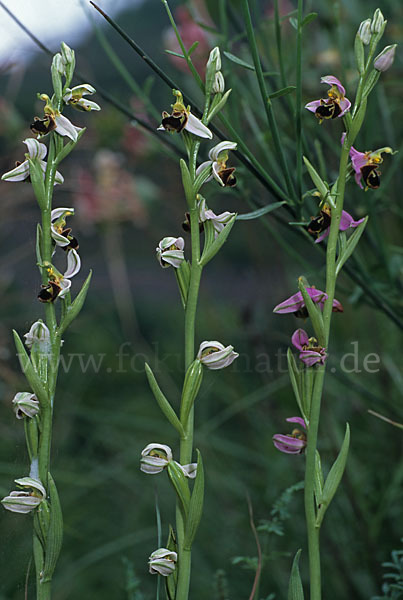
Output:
(206, 46), (225, 95)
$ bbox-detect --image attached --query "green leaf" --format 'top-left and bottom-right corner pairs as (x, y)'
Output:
(314, 450), (324, 508)
(180, 159), (194, 207)
(269, 86), (296, 100)
(54, 128), (86, 165)
(287, 349), (305, 420)
(354, 34), (365, 74)
(297, 280), (325, 346)
(145, 363), (185, 436)
(301, 12), (317, 27)
(302, 156), (329, 202)
(167, 461), (191, 518)
(288, 549), (304, 600)
(336, 217), (368, 276)
(188, 40), (199, 56)
(193, 163), (213, 193)
(207, 88), (231, 122)
(316, 423), (350, 527)
(302, 366), (313, 421)
(223, 51), (255, 71)
(28, 158), (46, 210)
(174, 259), (191, 309)
(362, 69), (381, 100)
(13, 330), (48, 407)
(199, 214), (236, 266)
(289, 17), (298, 30)
(36, 223), (43, 265)
(180, 359), (203, 427)
(237, 201), (285, 220)
(184, 449), (204, 549)
(59, 271), (92, 334)
(165, 49), (185, 59)
(41, 473), (63, 583)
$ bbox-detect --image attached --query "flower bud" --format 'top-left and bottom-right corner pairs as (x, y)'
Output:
(212, 71), (225, 94)
(148, 548), (177, 576)
(140, 443), (172, 474)
(206, 47), (221, 72)
(12, 392), (40, 419)
(156, 237), (185, 269)
(1, 477), (46, 514)
(60, 42), (75, 68)
(374, 44), (397, 72)
(197, 341), (239, 370)
(24, 320), (51, 353)
(357, 19), (372, 45)
(370, 8), (386, 34)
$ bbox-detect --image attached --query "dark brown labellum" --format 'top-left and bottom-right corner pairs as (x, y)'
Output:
(361, 164), (380, 189)
(315, 100), (341, 120)
(30, 115), (56, 136)
(218, 167), (237, 187)
(308, 210), (331, 235)
(38, 282), (60, 303)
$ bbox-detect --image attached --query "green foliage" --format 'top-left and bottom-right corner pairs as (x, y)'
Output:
(372, 545), (403, 600)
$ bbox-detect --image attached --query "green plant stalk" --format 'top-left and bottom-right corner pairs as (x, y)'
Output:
(175, 146), (203, 600)
(303, 141), (351, 600)
(241, 0), (296, 205)
(295, 0), (303, 202)
(353, 37), (379, 117)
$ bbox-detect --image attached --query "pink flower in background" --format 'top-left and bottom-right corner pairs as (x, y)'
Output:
(273, 417), (307, 455)
(305, 76), (351, 122)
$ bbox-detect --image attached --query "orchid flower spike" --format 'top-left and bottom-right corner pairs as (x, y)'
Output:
(291, 329), (327, 367)
(1, 477), (46, 514)
(158, 90), (212, 139)
(1, 138), (64, 185)
(273, 286), (343, 317)
(197, 341), (239, 370)
(63, 84), (101, 112)
(156, 237), (185, 268)
(272, 417), (307, 455)
(148, 548), (178, 576)
(305, 76), (351, 123)
(31, 94), (83, 142)
(51, 207), (79, 250)
(140, 443), (173, 474)
(196, 141), (237, 187)
(12, 392), (40, 419)
(308, 205), (365, 243)
(38, 249), (81, 302)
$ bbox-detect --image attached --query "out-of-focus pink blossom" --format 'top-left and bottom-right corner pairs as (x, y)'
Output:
(273, 417), (307, 455)
(163, 5), (210, 75)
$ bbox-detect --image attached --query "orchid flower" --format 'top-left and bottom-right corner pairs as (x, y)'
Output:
(1, 138), (64, 185)
(308, 206), (365, 243)
(272, 417), (307, 455)
(140, 443), (197, 478)
(38, 249), (81, 302)
(148, 548), (178, 576)
(158, 90), (212, 139)
(12, 392), (40, 419)
(198, 197), (235, 238)
(196, 141), (237, 187)
(197, 341), (239, 370)
(24, 320), (51, 351)
(51, 207), (78, 250)
(349, 143), (393, 190)
(305, 76), (351, 123)
(291, 328), (327, 367)
(273, 286), (343, 317)
(31, 94), (83, 142)
(156, 237), (185, 268)
(63, 84), (101, 112)
(1, 477), (46, 514)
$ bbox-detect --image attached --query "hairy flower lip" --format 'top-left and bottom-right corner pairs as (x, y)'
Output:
(313, 209), (365, 243)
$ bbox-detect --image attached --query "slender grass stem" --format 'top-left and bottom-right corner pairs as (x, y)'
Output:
(241, 0), (296, 204)
(295, 0), (303, 203)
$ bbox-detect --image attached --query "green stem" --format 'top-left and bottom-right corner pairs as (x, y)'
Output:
(241, 0), (296, 204)
(295, 0), (303, 202)
(175, 146), (203, 600)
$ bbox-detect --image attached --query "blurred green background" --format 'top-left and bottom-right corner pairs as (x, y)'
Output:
(0, 0), (402, 598)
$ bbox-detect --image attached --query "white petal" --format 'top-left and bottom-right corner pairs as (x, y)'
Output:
(208, 141), (237, 162)
(195, 160), (213, 183)
(1, 160), (30, 182)
(54, 114), (79, 141)
(185, 113), (213, 139)
(51, 225), (70, 247)
(212, 161), (225, 186)
(14, 476), (46, 498)
(58, 279), (72, 298)
(71, 83), (96, 96)
(54, 169), (64, 185)
(51, 207), (75, 221)
(141, 443), (173, 461)
(24, 138), (47, 160)
(64, 249), (81, 279)
(76, 98), (101, 111)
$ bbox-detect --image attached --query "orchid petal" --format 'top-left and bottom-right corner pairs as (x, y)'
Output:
(338, 97), (351, 117)
(208, 141), (237, 162)
(286, 417), (306, 429)
(305, 100), (322, 113)
(1, 160), (30, 182)
(272, 434), (306, 454)
(54, 114), (81, 141)
(184, 112), (213, 139)
(292, 328), (309, 350)
(320, 75), (345, 95)
(24, 138), (47, 160)
(64, 249), (81, 279)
